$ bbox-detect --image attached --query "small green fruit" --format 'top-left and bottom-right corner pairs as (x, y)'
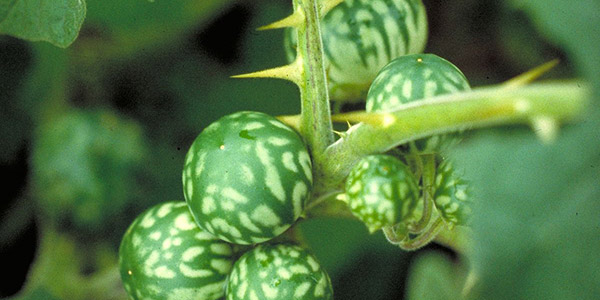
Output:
(182, 111), (313, 245)
(366, 53), (471, 153)
(119, 201), (235, 300)
(433, 160), (472, 226)
(285, 0), (428, 101)
(226, 244), (333, 300)
(345, 154), (420, 232)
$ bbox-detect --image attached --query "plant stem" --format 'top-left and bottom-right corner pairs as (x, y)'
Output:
(409, 154), (435, 233)
(294, 0), (335, 195)
(322, 81), (589, 189)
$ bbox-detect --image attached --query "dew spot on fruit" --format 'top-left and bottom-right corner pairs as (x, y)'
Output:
(219, 144), (225, 150)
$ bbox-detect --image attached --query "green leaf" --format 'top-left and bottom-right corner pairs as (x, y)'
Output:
(406, 253), (465, 300)
(0, 0), (86, 48)
(449, 1), (600, 299)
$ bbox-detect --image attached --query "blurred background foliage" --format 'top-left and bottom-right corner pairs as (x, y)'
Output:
(0, 0), (598, 299)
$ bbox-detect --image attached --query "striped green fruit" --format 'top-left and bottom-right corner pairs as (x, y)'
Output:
(433, 160), (472, 226)
(284, 0), (428, 101)
(345, 154), (419, 232)
(118, 201), (235, 300)
(182, 111), (312, 245)
(366, 53), (471, 153)
(226, 244), (333, 300)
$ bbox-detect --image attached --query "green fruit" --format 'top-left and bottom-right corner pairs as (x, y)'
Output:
(226, 244), (333, 300)
(365, 53), (471, 152)
(345, 154), (420, 232)
(182, 111), (312, 245)
(119, 201), (235, 300)
(285, 0), (428, 101)
(433, 160), (472, 226)
(32, 109), (147, 233)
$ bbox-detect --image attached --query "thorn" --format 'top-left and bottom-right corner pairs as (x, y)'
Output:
(503, 59), (560, 88)
(276, 114), (301, 132)
(258, 10), (304, 30)
(531, 115), (558, 143)
(231, 60), (301, 84)
(320, 0), (345, 16)
(335, 193), (349, 203)
(332, 130), (347, 139)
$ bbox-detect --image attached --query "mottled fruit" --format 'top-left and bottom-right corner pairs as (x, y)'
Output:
(119, 201), (235, 300)
(226, 244), (333, 300)
(345, 154), (420, 232)
(182, 111), (313, 244)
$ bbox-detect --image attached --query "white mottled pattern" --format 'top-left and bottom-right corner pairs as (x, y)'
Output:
(256, 142), (286, 202)
(251, 205), (281, 227)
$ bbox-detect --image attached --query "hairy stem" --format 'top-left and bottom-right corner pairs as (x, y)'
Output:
(321, 81), (589, 189)
(294, 0), (335, 196)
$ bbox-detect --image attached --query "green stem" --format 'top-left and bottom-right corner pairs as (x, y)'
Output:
(322, 81), (589, 189)
(294, 0), (335, 195)
(410, 154), (435, 233)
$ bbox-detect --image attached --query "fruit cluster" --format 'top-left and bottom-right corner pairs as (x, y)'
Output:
(118, 0), (473, 298)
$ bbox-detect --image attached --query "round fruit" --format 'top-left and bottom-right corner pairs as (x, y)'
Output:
(345, 154), (420, 232)
(32, 109), (147, 234)
(433, 160), (472, 226)
(226, 244), (333, 300)
(285, 0), (428, 101)
(365, 53), (471, 152)
(182, 111), (313, 245)
(119, 201), (235, 300)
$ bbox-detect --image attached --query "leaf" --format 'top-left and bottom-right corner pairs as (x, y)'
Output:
(449, 1), (600, 299)
(406, 253), (465, 300)
(0, 0), (86, 48)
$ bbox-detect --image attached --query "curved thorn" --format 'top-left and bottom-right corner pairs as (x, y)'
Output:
(503, 59), (560, 88)
(258, 10), (304, 30)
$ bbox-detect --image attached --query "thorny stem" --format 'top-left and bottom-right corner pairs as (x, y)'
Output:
(321, 81), (589, 190)
(294, 0), (335, 186)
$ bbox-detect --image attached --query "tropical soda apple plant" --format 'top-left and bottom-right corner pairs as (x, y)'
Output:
(115, 0), (589, 299)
